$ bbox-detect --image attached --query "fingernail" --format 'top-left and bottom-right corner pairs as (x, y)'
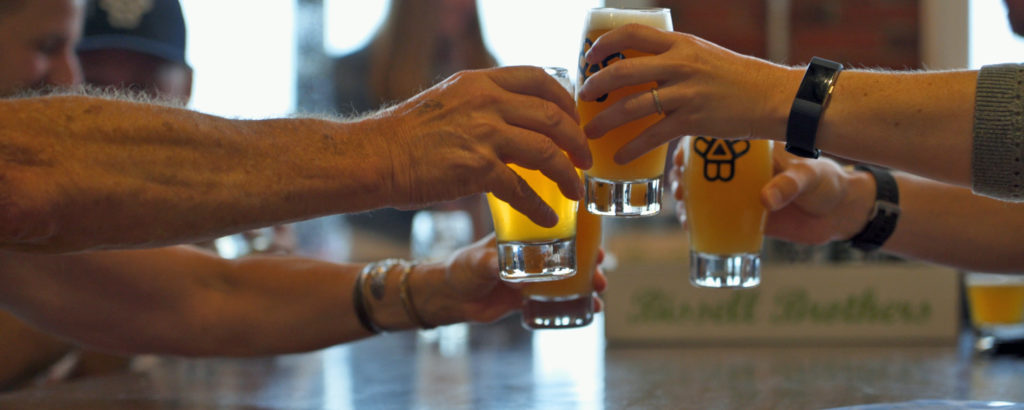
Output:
(613, 152), (630, 165)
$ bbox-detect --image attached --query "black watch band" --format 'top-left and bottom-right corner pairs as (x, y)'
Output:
(849, 165), (900, 252)
(785, 57), (843, 159)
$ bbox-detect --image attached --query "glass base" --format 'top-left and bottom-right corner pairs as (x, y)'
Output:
(584, 175), (661, 217)
(690, 251), (761, 288)
(497, 237), (576, 283)
(521, 294), (594, 329)
(972, 324), (1024, 354)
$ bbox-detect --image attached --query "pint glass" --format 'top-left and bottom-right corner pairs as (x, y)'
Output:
(683, 136), (772, 288)
(521, 208), (601, 329)
(486, 67), (578, 282)
(578, 8), (673, 217)
(964, 272), (1024, 352)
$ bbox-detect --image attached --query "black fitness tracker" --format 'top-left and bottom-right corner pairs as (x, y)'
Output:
(785, 57), (843, 159)
(849, 164), (900, 252)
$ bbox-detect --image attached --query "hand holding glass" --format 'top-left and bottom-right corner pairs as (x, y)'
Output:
(683, 136), (772, 288)
(520, 208), (601, 329)
(577, 7), (673, 217)
(487, 67), (578, 282)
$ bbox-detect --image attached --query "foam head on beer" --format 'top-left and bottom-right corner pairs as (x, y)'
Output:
(583, 7), (673, 33)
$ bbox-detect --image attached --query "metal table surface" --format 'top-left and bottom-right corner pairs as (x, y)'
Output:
(0, 315), (1021, 409)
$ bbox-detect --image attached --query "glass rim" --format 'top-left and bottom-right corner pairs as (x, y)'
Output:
(965, 272), (1024, 285)
(542, 66), (569, 76)
(587, 7), (671, 13)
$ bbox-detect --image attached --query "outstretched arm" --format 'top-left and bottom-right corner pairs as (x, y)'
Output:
(0, 237), (537, 356)
(0, 66), (590, 252)
(673, 143), (1024, 272)
(579, 25), (1014, 194)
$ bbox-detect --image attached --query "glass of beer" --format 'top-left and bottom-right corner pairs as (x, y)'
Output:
(964, 272), (1024, 353)
(578, 7), (673, 217)
(486, 67), (578, 282)
(521, 208), (601, 329)
(682, 136), (772, 288)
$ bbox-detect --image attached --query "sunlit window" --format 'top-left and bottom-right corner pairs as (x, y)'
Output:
(969, 0), (1024, 68)
(324, 0), (603, 81)
(180, 0), (295, 118)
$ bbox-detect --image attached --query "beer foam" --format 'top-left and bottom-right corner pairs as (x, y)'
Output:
(965, 272), (1024, 286)
(585, 8), (672, 31)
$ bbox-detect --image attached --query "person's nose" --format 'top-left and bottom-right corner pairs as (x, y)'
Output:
(46, 52), (83, 87)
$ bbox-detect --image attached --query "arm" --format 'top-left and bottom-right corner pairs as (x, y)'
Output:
(0, 312), (72, 390)
(578, 25), (1019, 195)
(0, 66), (590, 252)
(673, 143), (1024, 272)
(0, 238), (525, 356)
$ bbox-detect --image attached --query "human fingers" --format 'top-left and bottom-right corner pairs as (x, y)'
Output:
(497, 94), (592, 171)
(670, 159), (684, 201)
(487, 166), (559, 228)
(577, 55), (677, 105)
(484, 66), (580, 123)
(583, 24), (676, 66)
(613, 118), (684, 164)
(580, 64), (678, 141)
(760, 159), (818, 212)
(494, 129), (583, 202)
(593, 295), (604, 313)
(674, 198), (688, 230)
(593, 268), (607, 293)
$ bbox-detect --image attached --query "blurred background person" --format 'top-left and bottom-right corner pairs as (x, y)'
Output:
(333, 0), (498, 257)
(0, 0), (84, 391)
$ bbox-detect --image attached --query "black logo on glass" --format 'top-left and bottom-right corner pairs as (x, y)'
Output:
(693, 137), (749, 182)
(578, 37), (624, 102)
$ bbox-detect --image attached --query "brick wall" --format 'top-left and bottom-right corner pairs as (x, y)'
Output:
(656, 0), (921, 69)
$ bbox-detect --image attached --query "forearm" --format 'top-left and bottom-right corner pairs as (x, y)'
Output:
(880, 172), (1024, 272)
(0, 247), (396, 356)
(0, 312), (72, 390)
(0, 95), (394, 252)
(764, 69), (976, 186)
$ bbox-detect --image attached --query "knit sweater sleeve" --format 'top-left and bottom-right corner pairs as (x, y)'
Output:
(972, 63), (1024, 202)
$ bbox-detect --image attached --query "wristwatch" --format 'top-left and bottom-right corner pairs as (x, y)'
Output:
(785, 57), (843, 159)
(849, 164), (900, 252)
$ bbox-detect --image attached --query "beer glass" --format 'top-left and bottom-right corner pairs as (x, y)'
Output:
(682, 136), (772, 288)
(964, 272), (1024, 353)
(578, 8), (673, 217)
(486, 67), (578, 282)
(521, 208), (601, 329)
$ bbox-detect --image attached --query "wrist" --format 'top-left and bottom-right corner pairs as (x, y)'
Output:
(408, 262), (463, 327)
(353, 114), (408, 209)
(757, 66), (805, 141)
(835, 167), (877, 241)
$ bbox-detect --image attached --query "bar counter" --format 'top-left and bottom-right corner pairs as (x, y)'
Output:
(0, 315), (1021, 409)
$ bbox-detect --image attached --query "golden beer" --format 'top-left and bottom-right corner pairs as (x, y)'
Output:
(487, 67), (578, 282)
(968, 284), (1024, 326)
(683, 136), (772, 288)
(486, 164), (578, 243)
(578, 8), (673, 217)
(965, 273), (1024, 327)
(521, 208), (601, 329)
(522, 209), (601, 298)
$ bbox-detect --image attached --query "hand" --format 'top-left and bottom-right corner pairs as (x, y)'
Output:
(379, 66), (593, 228)
(671, 142), (875, 245)
(577, 24), (798, 165)
(440, 234), (608, 324)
